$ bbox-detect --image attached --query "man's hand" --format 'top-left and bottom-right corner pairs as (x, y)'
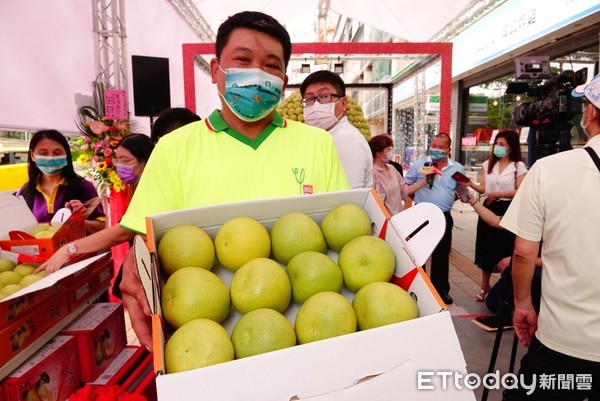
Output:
(120, 248), (153, 350)
(513, 306), (538, 346)
(36, 246), (69, 274)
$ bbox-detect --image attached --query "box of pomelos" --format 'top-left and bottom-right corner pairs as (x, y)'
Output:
(0, 193), (89, 261)
(136, 188), (474, 400)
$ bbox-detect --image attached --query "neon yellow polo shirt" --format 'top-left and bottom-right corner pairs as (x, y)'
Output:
(120, 110), (349, 234)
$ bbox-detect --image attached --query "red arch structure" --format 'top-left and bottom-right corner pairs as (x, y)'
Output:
(182, 42), (453, 133)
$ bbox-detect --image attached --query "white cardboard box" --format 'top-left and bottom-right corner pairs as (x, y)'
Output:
(137, 189), (475, 400)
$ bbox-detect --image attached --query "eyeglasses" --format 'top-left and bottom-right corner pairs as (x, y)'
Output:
(301, 93), (343, 107)
(114, 157), (138, 166)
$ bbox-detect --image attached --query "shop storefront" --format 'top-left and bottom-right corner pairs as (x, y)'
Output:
(391, 0), (599, 176)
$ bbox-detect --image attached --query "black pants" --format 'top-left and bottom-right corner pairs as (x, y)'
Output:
(428, 211), (453, 295)
(503, 337), (600, 401)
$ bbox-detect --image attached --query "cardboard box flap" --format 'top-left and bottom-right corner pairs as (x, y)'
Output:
(388, 202), (445, 268)
(2, 252), (108, 302)
(0, 193), (37, 237)
(156, 312), (472, 401)
(133, 235), (161, 316)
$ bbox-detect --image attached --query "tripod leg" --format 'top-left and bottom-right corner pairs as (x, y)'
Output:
(481, 276), (513, 401)
(509, 332), (519, 374)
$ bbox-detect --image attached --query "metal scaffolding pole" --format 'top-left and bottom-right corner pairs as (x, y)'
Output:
(92, 0), (128, 93)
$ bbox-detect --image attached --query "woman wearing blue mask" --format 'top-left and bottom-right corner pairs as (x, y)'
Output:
(17, 129), (105, 234)
(465, 130), (528, 301)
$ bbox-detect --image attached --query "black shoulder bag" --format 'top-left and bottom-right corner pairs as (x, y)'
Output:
(584, 147), (600, 172)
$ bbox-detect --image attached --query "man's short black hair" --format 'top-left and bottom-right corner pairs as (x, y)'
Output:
(215, 11), (291, 69)
(151, 107), (201, 143)
(299, 70), (346, 97)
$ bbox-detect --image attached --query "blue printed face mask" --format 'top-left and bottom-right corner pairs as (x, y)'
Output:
(219, 66), (283, 122)
(429, 149), (447, 162)
(34, 155), (68, 175)
(493, 145), (508, 158)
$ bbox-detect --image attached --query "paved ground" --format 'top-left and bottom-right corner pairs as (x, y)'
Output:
(124, 200), (527, 401)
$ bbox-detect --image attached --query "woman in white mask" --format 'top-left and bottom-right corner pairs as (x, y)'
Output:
(17, 129), (105, 234)
(300, 70), (373, 189)
(465, 130), (528, 301)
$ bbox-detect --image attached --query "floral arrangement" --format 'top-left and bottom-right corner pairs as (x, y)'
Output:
(75, 82), (132, 192)
(68, 384), (147, 401)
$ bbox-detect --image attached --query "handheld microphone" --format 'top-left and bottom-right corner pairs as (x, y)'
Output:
(421, 162), (436, 189)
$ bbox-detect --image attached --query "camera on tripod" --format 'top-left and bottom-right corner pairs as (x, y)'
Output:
(507, 56), (588, 163)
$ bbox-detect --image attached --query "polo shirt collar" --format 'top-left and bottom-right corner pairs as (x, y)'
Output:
(205, 109), (286, 132)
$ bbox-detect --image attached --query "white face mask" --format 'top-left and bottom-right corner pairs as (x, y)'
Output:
(303, 101), (343, 131)
(382, 150), (394, 163)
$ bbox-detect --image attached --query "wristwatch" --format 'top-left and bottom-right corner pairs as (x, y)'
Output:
(67, 242), (77, 255)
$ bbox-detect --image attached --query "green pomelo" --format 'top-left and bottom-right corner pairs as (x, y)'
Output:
(286, 251), (343, 304)
(321, 203), (372, 252)
(215, 216), (271, 272)
(353, 281), (419, 330)
(270, 212), (327, 264)
(338, 235), (395, 292)
(0, 271), (23, 287)
(231, 308), (296, 359)
(161, 267), (230, 328)
(294, 291), (356, 344)
(165, 318), (234, 373)
(230, 258), (291, 314)
(13, 264), (36, 276)
(20, 274), (43, 287)
(0, 284), (24, 296)
(0, 259), (16, 273)
(158, 224), (215, 276)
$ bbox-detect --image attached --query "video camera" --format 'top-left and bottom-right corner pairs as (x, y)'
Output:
(508, 56), (588, 163)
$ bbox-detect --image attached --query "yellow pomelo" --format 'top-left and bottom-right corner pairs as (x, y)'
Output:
(47, 225), (60, 233)
(0, 259), (16, 273)
(294, 291), (356, 344)
(321, 203), (372, 252)
(338, 235), (395, 292)
(0, 284), (24, 296)
(270, 212), (327, 264)
(353, 282), (419, 330)
(0, 271), (23, 287)
(215, 216), (271, 272)
(231, 308), (296, 359)
(0, 294), (6, 301)
(36, 270), (47, 278)
(286, 251), (343, 304)
(34, 230), (54, 238)
(13, 264), (36, 276)
(165, 318), (234, 373)
(20, 274), (43, 287)
(230, 258), (291, 314)
(162, 267), (230, 328)
(158, 224), (215, 276)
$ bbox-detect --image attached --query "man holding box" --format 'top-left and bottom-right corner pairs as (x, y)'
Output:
(119, 11), (349, 349)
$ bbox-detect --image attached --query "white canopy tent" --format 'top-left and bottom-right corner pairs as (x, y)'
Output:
(0, 0), (475, 136)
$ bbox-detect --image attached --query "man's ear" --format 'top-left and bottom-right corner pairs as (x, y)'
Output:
(210, 58), (219, 84)
(340, 96), (348, 112)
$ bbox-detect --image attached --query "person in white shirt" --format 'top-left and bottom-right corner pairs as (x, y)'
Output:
(466, 130), (527, 302)
(300, 70), (373, 189)
(500, 73), (600, 400)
